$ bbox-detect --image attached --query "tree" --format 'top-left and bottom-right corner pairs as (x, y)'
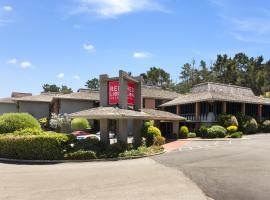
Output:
(42, 84), (73, 94)
(60, 85), (73, 94)
(141, 67), (171, 88)
(42, 84), (60, 93)
(85, 78), (99, 90)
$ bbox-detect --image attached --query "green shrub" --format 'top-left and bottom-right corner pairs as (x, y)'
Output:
(49, 113), (71, 133)
(217, 114), (232, 127)
(73, 137), (105, 153)
(64, 150), (97, 160)
(227, 125), (238, 134)
(0, 133), (70, 160)
(153, 136), (166, 146)
(104, 143), (127, 158)
(39, 117), (48, 129)
(180, 126), (189, 138)
(0, 113), (41, 134)
(262, 120), (270, 133)
(71, 118), (90, 131)
(187, 132), (196, 138)
(207, 125), (227, 138)
(230, 131), (243, 138)
(12, 128), (44, 136)
(236, 112), (246, 131)
(141, 120), (154, 137)
(199, 126), (208, 138)
(144, 126), (162, 147)
(243, 117), (258, 134)
(147, 126), (161, 137)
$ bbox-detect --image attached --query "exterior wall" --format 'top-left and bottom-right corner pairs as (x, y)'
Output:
(0, 103), (18, 115)
(18, 102), (50, 119)
(143, 98), (155, 109)
(59, 99), (94, 114)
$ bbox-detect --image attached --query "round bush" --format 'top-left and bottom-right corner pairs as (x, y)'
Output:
(147, 126), (161, 137)
(0, 113), (41, 134)
(227, 125), (238, 134)
(262, 120), (270, 133)
(180, 126), (189, 138)
(187, 132), (196, 138)
(0, 132), (70, 160)
(207, 125), (227, 138)
(71, 118), (90, 131)
(141, 120), (154, 137)
(199, 126), (208, 138)
(13, 128), (44, 136)
(243, 118), (258, 134)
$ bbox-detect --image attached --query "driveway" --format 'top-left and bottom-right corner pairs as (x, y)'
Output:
(153, 134), (270, 200)
(0, 158), (207, 200)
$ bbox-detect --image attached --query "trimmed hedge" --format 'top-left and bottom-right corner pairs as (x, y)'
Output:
(71, 118), (90, 131)
(227, 125), (238, 134)
(0, 133), (71, 160)
(207, 125), (227, 138)
(230, 132), (243, 138)
(262, 120), (270, 133)
(0, 113), (41, 134)
(187, 132), (196, 138)
(65, 150), (97, 160)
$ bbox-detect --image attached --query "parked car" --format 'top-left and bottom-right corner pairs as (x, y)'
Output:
(96, 131), (115, 139)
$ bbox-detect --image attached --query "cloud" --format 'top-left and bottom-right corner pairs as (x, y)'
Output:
(209, 0), (270, 43)
(73, 75), (80, 80)
(83, 43), (95, 52)
(133, 51), (152, 58)
(57, 73), (65, 78)
(3, 6), (13, 12)
(71, 0), (167, 18)
(7, 58), (17, 64)
(20, 61), (32, 69)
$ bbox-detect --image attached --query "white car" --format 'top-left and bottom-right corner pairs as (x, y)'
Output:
(76, 134), (100, 140)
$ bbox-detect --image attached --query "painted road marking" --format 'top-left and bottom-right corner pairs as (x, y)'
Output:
(178, 140), (232, 152)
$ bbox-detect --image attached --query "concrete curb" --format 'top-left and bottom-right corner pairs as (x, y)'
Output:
(0, 151), (165, 164)
(178, 137), (249, 141)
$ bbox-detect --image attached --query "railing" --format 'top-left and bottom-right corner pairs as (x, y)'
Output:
(181, 112), (217, 122)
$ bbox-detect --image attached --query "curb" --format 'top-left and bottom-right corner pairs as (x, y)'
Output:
(0, 151), (165, 165)
(178, 138), (249, 141)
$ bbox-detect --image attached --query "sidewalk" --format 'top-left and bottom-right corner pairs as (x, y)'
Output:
(163, 140), (189, 152)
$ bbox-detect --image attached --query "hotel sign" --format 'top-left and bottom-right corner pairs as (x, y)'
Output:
(108, 81), (135, 105)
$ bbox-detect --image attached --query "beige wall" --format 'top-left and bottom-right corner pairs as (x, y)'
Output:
(59, 99), (94, 114)
(0, 103), (18, 115)
(18, 101), (50, 119)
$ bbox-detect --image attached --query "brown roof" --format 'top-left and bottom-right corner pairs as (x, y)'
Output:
(14, 93), (60, 103)
(141, 86), (181, 100)
(54, 90), (100, 101)
(161, 82), (270, 106)
(69, 107), (150, 119)
(70, 107), (184, 121)
(141, 108), (185, 121)
(0, 98), (16, 104)
(11, 92), (32, 98)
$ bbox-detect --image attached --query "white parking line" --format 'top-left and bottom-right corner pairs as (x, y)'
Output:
(178, 140), (232, 152)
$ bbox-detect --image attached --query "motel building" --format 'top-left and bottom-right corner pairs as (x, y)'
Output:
(161, 82), (270, 129)
(69, 70), (185, 145)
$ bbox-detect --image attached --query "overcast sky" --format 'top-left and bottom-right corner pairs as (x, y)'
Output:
(1, 0), (270, 97)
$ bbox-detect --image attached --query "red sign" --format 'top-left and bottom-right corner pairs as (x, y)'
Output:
(108, 81), (119, 105)
(108, 81), (135, 106)
(127, 82), (135, 105)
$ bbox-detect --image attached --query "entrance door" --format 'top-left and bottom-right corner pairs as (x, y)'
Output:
(160, 122), (173, 138)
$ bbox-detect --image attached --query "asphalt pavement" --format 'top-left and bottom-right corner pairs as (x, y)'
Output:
(153, 134), (270, 200)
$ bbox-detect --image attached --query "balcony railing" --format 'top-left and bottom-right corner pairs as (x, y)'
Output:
(181, 112), (217, 122)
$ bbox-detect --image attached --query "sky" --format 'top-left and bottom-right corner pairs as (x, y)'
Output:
(1, 0), (270, 97)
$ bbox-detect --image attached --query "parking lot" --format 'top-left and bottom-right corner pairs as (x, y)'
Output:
(154, 134), (270, 200)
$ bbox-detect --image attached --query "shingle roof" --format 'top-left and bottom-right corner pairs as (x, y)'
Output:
(0, 98), (16, 104)
(54, 90), (100, 101)
(161, 82), (270, 106)
(70, 107), (184, 121)
(14, 93), (60, 103)
(11, 92), (32, 98)
(141, 86), (181, 100)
